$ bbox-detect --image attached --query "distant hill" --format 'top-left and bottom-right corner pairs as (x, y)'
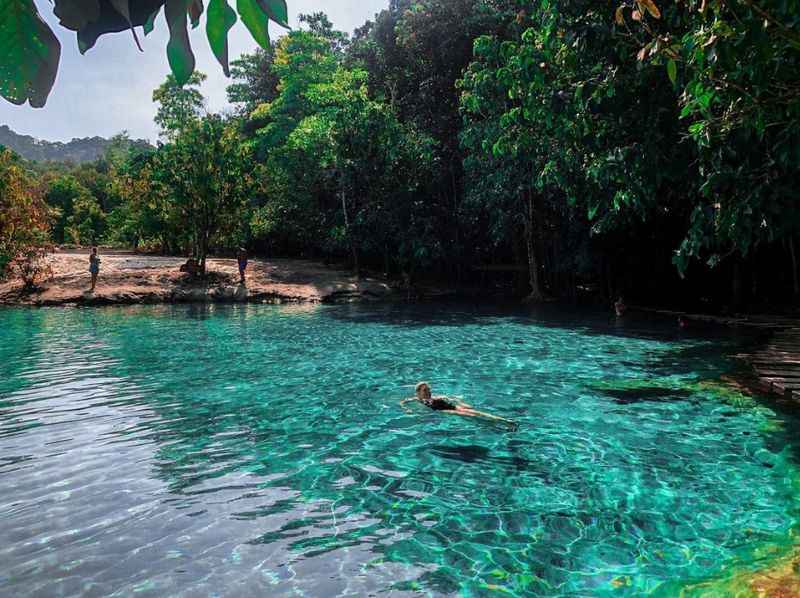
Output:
(0, 125), (152, 163)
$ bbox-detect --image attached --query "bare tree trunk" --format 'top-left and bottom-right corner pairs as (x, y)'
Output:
(523, 189), (545, 302)
(340, 189), (359, 277)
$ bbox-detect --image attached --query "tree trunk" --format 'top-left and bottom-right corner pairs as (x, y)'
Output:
(340, 188), (359, 278)
(522, 189), (545, 302)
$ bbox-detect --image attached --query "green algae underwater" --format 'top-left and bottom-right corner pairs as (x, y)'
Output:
(590, 376), (800, 597)
(1, 303), (799, 597)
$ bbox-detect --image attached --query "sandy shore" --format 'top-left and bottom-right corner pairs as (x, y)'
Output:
(0, 250), (396, 306)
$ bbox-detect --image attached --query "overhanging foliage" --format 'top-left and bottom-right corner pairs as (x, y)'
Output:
(0, 0), (289, 107)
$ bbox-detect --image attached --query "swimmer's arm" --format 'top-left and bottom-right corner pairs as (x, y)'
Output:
(399, 397), (417, 413)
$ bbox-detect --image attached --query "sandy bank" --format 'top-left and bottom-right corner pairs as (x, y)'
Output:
(0, 250), (396, 306)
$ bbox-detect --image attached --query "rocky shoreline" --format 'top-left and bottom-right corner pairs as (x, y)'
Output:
(0, 251), (397, 307)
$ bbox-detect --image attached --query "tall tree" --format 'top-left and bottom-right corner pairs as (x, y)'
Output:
(152, 71), (207, 140)
(151, 115), (255, 272)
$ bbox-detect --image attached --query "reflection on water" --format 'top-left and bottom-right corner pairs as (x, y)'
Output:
(0, 303), (798, 597)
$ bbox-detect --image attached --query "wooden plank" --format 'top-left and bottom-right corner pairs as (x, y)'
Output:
(734, 326), (800, 402)
(753, 370), (800, 378)
(750, 356), (800, 364)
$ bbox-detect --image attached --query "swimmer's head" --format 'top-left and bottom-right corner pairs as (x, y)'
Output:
(415, 382), (432, 401)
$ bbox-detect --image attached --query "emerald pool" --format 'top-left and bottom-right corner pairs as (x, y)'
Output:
(1, 304), (799, 596)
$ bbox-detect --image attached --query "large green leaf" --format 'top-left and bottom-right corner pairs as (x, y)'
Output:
(237, 0), (270, 49)
(189, 0), (204, 28)
(165, 0), (195, 85)
(108, 0), (131, 22)
(108, 0), (143, 50)
(258, 0), (288, 29)
(53, 0), (101, 30)
(206, 0), (237, 76)
(0, 0), (61, 108)
(77, 0), (164, 52)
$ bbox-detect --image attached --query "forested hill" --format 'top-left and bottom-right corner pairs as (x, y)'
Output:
(0, 125), (151, 163)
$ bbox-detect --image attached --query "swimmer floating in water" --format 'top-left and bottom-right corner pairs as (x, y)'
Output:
(401, 382), (518, 430)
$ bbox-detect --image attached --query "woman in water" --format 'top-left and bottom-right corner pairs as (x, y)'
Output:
(401, 382), (518, 430)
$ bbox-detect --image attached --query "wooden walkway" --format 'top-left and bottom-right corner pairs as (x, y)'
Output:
(633, 307), (800, 401)
(737, 327), (800, 401)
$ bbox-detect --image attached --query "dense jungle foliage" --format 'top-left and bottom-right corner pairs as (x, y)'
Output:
(2, 0), (799, 311)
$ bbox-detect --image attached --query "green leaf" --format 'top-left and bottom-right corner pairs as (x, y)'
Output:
(667, 59), (677, 84)
(143, 9), (159, 35)
(206, 0), (237, 76)
(259, 0), (288, 29)
(108, 0), (143, 51)
(109, 0), (132, 22)
(165, 0), (195, 85)
(237, 0), (270, 49)
(0, 0), (61, 108)
(76, 0), (164, 53)
(53, 0), (101, 30)
(189, 0), (204, 28)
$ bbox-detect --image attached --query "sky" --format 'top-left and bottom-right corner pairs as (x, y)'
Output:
(0, 0), (387, 143)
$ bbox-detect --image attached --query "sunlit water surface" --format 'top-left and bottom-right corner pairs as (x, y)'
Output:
(1, 304), (799, 597)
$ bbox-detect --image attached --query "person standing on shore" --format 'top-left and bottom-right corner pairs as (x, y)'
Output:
(237, 248), (248, 285)
(89, 247), (100, 292)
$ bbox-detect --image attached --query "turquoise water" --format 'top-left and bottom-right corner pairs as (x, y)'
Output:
(1, 304), (799, 597)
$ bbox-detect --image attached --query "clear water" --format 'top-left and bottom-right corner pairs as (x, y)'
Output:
(1, 304), (799, 597)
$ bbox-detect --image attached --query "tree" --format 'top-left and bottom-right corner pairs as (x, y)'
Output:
(305, 68), (435, 276)
(0, 0), (290, 107)
(299, 12), (350, 55)
(247, 30), (340, 152)
(0, 149), (51, 285)
(345, 0), (520, 280)
(153, 71), (207, 140)
(459, 1), (693, 300)
(45, 175), (91, 243)
(65, 193), (106, 245)
(249, 51), (436, 276)
(227, 48), (280, 114)
(617, 0), (800, 285)
(150, 115), (255, 272)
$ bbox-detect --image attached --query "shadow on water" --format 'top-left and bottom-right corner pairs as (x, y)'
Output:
(428, 443), (537, 471)
(324, 301), (762, 346)
(597, 386), (695, 405)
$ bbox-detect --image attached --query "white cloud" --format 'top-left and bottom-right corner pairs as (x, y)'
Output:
(0, 0), (386, 142)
